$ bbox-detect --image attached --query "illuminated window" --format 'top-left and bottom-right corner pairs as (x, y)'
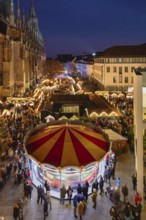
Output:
(125, 67), (128, 72)
(113, 76), (117, 83)
(131, 67), (135, 72)
(113, 67), (117, 72)
(125, 77), (128, 83)
(119, 67), (122, 74)
(119, 75), (122, 83)
(107, 67), (110, 72)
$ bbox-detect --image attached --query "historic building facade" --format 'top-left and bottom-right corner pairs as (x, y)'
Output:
(93, 45), (146, 91)
(0, 0), (45, 97)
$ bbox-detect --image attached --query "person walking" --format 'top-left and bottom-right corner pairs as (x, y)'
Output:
(77, 200), (84, 220)
(134, 192), (141, 206)
(60, 184), (66, 204)
(85, 181), (89, 201)
(77, 183), (82, 194)
(26, 182), (33, 200)
(92, 179), (98, 193)
(99, 176), (104, 195)
(92, 188), (97, 209)
(122, 183), (128, 203)
(123, 202), (133, 220)
(109, 206), (118, 220)
(82, 184), (88, 203)
(46, 191), (52, 210)
(13, 203), (19, 220)
(44, 180), (50, 192)
(132, 175), (137, 190)
(66, 185), (73, 204)
(43, 197), (48, 219)
(115, 176), (121, 187)
(73, 194), (78, 218)
(37, 185), (44, 204)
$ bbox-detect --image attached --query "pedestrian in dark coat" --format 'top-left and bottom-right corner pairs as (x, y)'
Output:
(82, 184), (88, 202)
(43, 198), (48, 219)
(13, 203), (19, 220)
(92, 179), (98, 193)
(73, 194), (78, 218)
(122, 184), (128, 203)
(37, 185), (44, 204)
(26, 182), (33, 200)
(132, 175), (137, 190)
(109, 206), (118, 220)
(99, 176), (104, 195)
(66, 185), (73, 204)
(44, 180), (50, 192)
(77, 183), (82, 194)
(85, 181), (89, 200)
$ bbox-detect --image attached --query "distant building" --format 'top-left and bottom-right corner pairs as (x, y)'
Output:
(0, 0), (45, 97)
(74, 54), (94, 79)
(92, 45), (146, 91)
(57, 54), (73, 63)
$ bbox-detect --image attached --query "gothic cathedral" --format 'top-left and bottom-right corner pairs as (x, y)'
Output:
(0, 0), (45, 97)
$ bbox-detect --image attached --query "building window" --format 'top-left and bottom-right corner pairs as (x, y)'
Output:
(125, 77), (128, 83)
(119, 67), (122, 74)
(131, 77), (133, 84)
(113, 76), (117, 83)
(131, 67), (135, 72)
(113, 67), (117, 72)
(119, 75), (122, 83)
(107, 67), (110, 72)
(125, 67), (128, 72)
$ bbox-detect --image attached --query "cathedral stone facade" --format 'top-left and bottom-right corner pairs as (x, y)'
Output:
(0, 0), (45, 97)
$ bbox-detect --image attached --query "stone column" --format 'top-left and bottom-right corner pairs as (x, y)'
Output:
(134, 71), (144, 207)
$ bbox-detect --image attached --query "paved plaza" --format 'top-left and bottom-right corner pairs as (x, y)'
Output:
(0, 150), (146, 220)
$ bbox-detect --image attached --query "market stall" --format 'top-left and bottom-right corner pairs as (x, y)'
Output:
(104, 129), (128, 155)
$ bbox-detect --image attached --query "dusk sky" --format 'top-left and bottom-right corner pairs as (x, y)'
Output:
(18, 0), (146, 58)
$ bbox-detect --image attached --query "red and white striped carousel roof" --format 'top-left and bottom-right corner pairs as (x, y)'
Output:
(25, 122), (110, 168)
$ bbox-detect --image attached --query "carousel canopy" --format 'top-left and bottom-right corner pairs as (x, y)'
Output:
(25, 121), (110, 168)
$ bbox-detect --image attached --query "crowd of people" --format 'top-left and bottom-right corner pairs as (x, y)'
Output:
(0, 80), (144, 220)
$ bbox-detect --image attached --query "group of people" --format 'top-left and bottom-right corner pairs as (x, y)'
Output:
(0, 81), (144, 220)
(59, 182), (89, 219)
(110, 196), (142, 220)
(37, 181), (52, 219)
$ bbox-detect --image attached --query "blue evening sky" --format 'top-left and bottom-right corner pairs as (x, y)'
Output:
(16, 0), (146, 58)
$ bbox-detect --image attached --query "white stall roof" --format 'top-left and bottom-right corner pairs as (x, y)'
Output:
(104, 129), (127, 141)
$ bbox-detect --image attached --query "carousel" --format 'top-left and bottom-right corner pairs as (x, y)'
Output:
(24, 120), (110, 197)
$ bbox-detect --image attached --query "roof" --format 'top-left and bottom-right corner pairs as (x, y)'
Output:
(97, 45), (146, 57)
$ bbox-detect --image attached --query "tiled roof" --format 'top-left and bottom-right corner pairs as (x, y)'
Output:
(98, 44), (146, 57)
